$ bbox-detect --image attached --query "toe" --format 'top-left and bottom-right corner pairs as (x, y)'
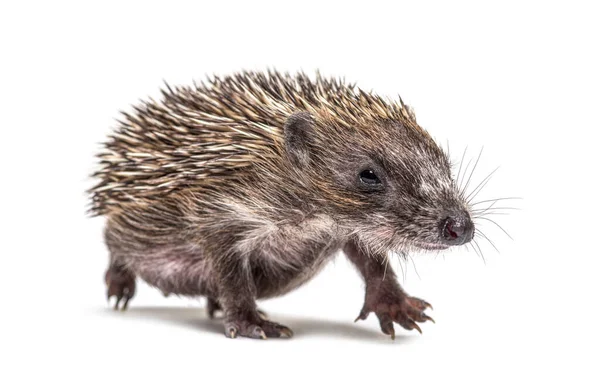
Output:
(113, 295), (122, 310)
(224, 324), (239, 339)
(407, 297), (433, 311)
(248, 325), (267, 339)
(354, 306), (370, 322)
(121, 295), (132, 311)
(261, 321), (294, 338)
(404, 306), (433, 323)
(395, 315), (423, 334)
(376, 312), (395, 339)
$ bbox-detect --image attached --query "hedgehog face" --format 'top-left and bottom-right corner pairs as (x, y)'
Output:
(284, 112), (474, 255)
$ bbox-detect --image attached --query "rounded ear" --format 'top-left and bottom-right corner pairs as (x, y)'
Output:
(283, 112), (314, 166)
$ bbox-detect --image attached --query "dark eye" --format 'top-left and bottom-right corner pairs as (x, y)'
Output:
(359, 169), (381, 186)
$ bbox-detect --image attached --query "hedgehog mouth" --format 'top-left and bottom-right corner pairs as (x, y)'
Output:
(409, 241), (449, 251)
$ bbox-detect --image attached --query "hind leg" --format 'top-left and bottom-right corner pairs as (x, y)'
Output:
(104, 222), (137, 310)
(105, 263), (136, 311)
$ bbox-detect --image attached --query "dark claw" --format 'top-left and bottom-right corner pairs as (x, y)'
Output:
(407, 297), (434, 312)
(113, 296), (122, 310)
(278, 326), (294, 338)
(412, 322), (423, 334)
(105, 267), (136, 311)
(423, 314), (435, 324)
(354, 309), (368, 322)
(262, 322), (293, 338)
(121, 296), (131, 311)
(381, 323), (394, 337)
(378, 313), (395, 337)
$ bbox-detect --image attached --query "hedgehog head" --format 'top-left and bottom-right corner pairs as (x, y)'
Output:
(283, 110), (474, 254)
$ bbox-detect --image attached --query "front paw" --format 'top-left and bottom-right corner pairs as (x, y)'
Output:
(355, 289), (434, 339)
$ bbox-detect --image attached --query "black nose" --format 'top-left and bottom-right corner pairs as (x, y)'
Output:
(441, 215), (474, 245)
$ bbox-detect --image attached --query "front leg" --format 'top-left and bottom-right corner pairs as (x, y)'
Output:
(343, 240), (434, 339)
(215, 256), (293, 339)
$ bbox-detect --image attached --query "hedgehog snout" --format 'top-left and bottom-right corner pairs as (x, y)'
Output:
(440, 213), (474, 245)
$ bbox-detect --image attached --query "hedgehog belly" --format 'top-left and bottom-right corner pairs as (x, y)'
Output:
(126, 243), (216, 297)
(252, 241), (341, 299)
(121, 239), (340, 299)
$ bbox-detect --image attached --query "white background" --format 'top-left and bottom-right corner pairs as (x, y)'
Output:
(1, 1), (599, 377)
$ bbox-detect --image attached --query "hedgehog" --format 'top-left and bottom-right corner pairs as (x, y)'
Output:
(90, 70), (476, 340)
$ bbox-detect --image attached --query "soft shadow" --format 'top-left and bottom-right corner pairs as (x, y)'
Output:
(97, 306), (415, 344)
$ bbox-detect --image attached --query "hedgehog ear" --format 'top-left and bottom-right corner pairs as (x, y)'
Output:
(283, 112), (314, 167)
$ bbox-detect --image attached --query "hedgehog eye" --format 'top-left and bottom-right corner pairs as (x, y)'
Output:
(359, 169), (381, 186)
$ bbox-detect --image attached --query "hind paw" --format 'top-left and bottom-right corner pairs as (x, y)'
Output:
(207, 298), (268, 320)
(105, 267), (136, 311)
(224, 311), (292, 339)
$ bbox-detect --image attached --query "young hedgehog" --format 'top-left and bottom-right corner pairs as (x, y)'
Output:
(90, 71), (475, 340)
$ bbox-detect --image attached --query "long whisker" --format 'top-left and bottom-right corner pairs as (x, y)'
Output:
(473, 212), (510, 217)
(478, 217), (514, 240)
(470, 197), (522, 207)
(466, 166), (500, 203)
(408, 254), (421, 280)
(464, 241), (472, 255)
(461, 146), (484, 198)
(456, 146), (468, 186)
(459, 159), (472, 193)
(397, 253), (407, 283)
(472, 207), (521, 212)
(472, 238), (486, 265)
(466, 241), (483, 262)
(473, 199), (500, 217)
(475, 230), (500, 253)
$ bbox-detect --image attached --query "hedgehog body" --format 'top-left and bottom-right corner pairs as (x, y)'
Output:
(92, 71), (474, 339)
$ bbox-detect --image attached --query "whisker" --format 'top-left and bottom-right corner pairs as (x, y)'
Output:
(461, 146), (484, 198)
(466, 166), (500, 203)
(478, 217), (514, 240)
(465, 242), (473, 255)
(472, 207), (521, 212)
(408, 254), (421, 280)
(473, 199), (500, 217)
(459, 159), (472, 193)
(475, 230), (500, 254)
(473, 212), (510, 217)
(472, 238), (486, 265)
(470, 197), (522, 207)
(382, 253), (389, 281)
(456, 146), (468, 186)
(397, 253), (407, 283)
(466, 241), (482, 262)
